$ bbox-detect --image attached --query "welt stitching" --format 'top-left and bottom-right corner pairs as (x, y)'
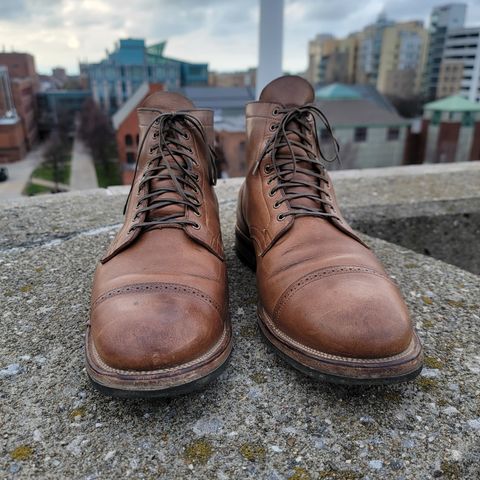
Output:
(90, 328), (228, 375)
(274, 265), (394, 320)
(92, 282), (221, 312)
(262, 307), (416, 363)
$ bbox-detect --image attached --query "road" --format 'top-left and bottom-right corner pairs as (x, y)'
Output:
(0, 143), (46, 200)
(70, 135), (98, 190)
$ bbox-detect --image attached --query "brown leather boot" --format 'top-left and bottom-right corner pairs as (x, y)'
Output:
(236, 76), (423, 385)
(86, 92), (232, 397)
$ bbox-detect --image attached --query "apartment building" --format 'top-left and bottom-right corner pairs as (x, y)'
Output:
(423, 3), (467, 100)
(439, 27), (480, 102)
(377, 21), (428, 98)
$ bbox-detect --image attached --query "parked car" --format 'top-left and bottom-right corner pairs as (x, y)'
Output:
(0, 167), (8, 182)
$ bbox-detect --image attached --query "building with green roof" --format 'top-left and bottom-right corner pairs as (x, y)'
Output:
(421, 95), (480, 163)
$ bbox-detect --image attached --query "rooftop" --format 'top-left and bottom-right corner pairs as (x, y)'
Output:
(315, 98), (409, 127)
(315, 83), (362, 100)
(1, 162), (479, 478)
(424, 95), (480, 112)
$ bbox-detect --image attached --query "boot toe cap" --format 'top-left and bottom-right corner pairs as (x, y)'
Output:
(273, 271), (413, 359)
(90, 284), (225, 372)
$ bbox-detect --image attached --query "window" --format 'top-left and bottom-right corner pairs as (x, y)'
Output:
(431, 111), (441, 125)
(462, 112), (473, 126)
(387, 127), (400, 141)
(126, 152), (135, 164)
(354, 127), (367, 142)
(125, 134), (133, 146)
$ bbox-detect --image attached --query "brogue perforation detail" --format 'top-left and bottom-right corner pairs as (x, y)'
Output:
(92, 282), (221, 313)
(274, 265), (395, 320)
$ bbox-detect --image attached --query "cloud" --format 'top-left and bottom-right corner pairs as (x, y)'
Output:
(0, 0), (479, 74)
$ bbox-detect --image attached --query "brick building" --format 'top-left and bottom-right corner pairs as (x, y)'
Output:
(0, 52), (38, 162)
(112, 82), (164, 184)
(420, 95), (480, 163)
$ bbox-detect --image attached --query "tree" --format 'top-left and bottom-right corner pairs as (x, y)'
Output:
(79, 98), (116, 177)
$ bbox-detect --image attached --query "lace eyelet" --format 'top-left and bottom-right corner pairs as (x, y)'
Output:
(269, 123), (279, 132)
(273, 201), (280, 209)
(192, 223), (201, 230)
(272, 108), (280, 116)
(277, 213), (286, 221)
(193, 210), (201, 217)
(183, 133), (190, 140)
(268, 189), (275, 197)
(263, 164), (272, 174)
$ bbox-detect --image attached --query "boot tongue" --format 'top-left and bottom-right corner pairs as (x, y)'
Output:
(141, 92), (196, 224)
(141, 91), (195, 111)
(261, 77), (322, 213)
(259, 75), (314, 107)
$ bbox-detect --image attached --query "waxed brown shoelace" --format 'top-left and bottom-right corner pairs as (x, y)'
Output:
(253, 105), (340, 221)
(124, 112), (217, 232)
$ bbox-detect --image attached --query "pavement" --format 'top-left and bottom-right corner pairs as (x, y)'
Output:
(0, 144), (46, 200)
(29, 177), (70, 192)
(70, 136), (98, 191)
(0, 162), (479, 479)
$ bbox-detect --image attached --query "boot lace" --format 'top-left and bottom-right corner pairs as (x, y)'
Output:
(124, 112), (217, 232)
(253, 105), (340, 221)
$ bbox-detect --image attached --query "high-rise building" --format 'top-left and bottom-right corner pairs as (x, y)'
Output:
(306, 34), (335, 85)
(377, 21), (428, 98)
(356, 13), (394, 86)
(423, 3), (467, 100)
(439, 27), (480, 102)
(80, 39), (209, 113)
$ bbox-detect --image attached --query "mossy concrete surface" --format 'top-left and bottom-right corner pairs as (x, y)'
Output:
(1, 162), (479, 479)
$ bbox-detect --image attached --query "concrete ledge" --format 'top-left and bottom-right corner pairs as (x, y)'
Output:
(1, 163), (480, 479)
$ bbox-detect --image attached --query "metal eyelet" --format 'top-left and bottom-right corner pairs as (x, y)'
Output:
(269, 123), (279, 132)
(268, 189), (275, 197)
(192, 223), (201, 230)
(277, 213), (285, 221)
(183, 133), (190, 140)
(193, 210), (201, 217)
(273, 201), (280, 209)
(263, 164), (272, 174)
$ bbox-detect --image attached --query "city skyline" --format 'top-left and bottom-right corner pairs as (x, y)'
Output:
(1, 0), (480, 75)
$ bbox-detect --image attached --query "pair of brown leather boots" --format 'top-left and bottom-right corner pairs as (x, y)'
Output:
(86, 76), (423, 398)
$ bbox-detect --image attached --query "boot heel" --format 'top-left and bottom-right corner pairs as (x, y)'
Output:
(235, 227), (257, 271)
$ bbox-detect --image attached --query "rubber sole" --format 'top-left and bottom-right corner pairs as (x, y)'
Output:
(234, 226), (423, 385)
(87, 355), (231, 399)
(85, 327), (232, 399)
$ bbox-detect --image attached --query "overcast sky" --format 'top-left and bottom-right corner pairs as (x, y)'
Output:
(1, 0), (480, 75)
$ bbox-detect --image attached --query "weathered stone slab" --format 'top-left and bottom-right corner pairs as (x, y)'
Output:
(1, 170), (479, 479)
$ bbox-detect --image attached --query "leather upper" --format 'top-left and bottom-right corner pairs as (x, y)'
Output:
(89, 92), (228, 372)
(237, 76), (415, 360)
